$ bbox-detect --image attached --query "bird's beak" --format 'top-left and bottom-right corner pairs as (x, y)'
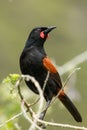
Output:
(43, 26), (56, 34)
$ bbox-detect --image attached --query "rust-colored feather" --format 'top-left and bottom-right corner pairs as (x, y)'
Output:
(43, 57), (57, 73)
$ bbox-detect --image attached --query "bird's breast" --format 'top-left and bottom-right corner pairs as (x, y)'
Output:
(20, 50), (47, 84)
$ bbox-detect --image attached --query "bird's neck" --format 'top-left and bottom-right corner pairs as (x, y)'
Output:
(37, 45), (46, 54)
(25, 39), (46, 55)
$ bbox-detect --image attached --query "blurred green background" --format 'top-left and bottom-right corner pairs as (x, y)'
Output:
(0, 0), (87, 130)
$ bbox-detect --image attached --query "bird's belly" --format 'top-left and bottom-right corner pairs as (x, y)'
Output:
(24, 65), (47, 94)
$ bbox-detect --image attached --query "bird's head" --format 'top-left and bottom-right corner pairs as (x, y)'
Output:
(26, 26), (56, 47)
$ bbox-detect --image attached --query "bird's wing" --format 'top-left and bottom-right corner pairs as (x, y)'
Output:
(43, 57), (82, 122)
(43, 57), (62, 88)
(43, 57), (57, 73)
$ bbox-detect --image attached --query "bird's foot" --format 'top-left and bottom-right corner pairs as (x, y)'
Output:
(37, 112), (46, 129)
(37, 122), (46, 129)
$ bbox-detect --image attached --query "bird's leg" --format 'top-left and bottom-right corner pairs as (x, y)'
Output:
(37, 100), (51, 129)
(39, 100), (51, 120)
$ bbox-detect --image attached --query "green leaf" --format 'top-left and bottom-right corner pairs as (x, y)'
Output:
(3, 74), (20, 85)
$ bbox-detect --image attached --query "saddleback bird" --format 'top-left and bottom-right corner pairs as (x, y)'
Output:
(20, 26), (82, 122)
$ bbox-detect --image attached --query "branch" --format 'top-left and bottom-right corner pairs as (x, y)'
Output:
(0, 112), (23, 128)
(1, 74), (87, 130)
(0, 110), (87, 130)
(43, 71), (50, 91)
(15, 74), (45, 129)
(34, 118), (87, 130)
(21, 101), (42, 130)
(63, 67), (80, 87)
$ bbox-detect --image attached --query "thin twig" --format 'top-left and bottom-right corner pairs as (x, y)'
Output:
(63, 67), (80, 87)
(0, 112), (23, 128)
(16, 77), (33, 116)
(21, 101), (42, 130)
(30, 97), (40, 107)
(43, 71), (50, 92)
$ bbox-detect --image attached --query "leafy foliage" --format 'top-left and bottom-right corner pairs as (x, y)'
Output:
(3, 74), (20, 85)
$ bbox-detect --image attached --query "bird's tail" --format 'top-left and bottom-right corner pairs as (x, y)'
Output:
(58, 90), (82, 122)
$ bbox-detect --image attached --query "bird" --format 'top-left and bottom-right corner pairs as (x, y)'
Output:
(19, 26), (82, 123)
